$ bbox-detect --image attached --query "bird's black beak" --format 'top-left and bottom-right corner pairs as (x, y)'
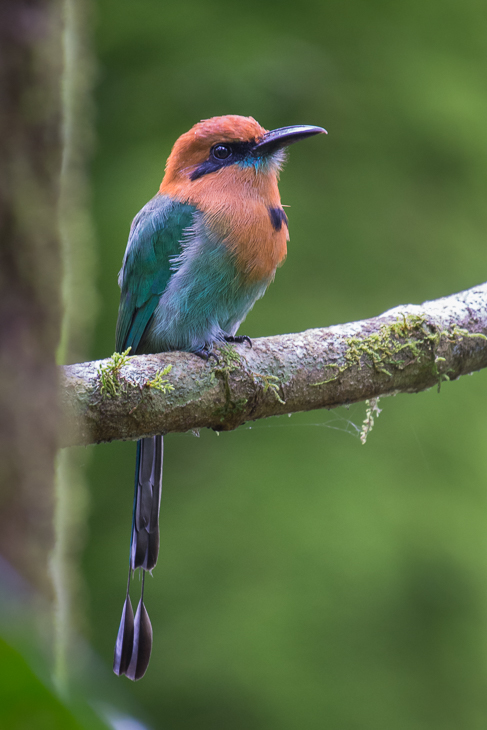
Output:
(252, 125), (327, 155)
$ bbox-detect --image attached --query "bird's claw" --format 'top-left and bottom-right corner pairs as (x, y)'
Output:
(224, 335), (252, 348)
(193, 348), (220, 364)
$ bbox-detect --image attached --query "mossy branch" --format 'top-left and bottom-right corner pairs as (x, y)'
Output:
(60, 282), (487, 447)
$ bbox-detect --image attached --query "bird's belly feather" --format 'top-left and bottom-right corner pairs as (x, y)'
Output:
(142, 217), (270, 352)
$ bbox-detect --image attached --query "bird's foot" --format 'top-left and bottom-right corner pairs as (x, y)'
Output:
(193, 348), (220, 364)
(224, 335), (252, 348)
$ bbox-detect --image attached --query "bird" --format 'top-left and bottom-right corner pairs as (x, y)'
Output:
(112, 115), (326, 680)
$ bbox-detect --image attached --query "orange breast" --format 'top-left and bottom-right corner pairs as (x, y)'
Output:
(161, 166), (288, 282)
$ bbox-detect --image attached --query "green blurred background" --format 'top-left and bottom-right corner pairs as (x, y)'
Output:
(81, 0), (487, 727)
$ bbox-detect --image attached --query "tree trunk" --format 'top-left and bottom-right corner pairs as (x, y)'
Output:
(0, 0), (63, 591)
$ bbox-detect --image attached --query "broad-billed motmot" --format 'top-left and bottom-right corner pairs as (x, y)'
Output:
(113, 115), (326, 679)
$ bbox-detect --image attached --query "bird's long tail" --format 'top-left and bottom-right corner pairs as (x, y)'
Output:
(113, 435), (163, 680)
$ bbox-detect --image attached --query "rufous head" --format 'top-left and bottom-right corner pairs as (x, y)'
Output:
(160, 115), (326, 192)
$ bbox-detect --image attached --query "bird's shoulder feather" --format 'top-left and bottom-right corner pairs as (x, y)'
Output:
(116, 194), (196, 352)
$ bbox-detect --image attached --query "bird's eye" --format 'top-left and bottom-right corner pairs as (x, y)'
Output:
(212, 144), (231, 160)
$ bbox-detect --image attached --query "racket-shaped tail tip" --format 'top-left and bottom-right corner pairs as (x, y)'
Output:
(125, 598), (153, 681)
(113, 595), (135, 676)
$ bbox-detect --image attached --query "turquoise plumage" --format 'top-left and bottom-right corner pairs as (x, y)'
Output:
(116, 195), (196, 353)
(117, 194), (270, 356)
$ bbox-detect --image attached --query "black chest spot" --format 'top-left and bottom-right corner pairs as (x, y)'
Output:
(268, 207), (289, 232)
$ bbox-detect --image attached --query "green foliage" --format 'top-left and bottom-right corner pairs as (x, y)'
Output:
(214, 344), (286, 405)
(252, 372), (286, 404)
(146, 364), (174, 394)
(212, 345), (248, 421)
(214, 343), (242, 373)
(0, 637), (108, 730)
(97, 348), (133, 397)
(315, 314), (487, 387)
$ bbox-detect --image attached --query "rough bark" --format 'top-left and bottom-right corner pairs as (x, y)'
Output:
(0, 1), (63, 590)
(61, 282), (487, 447)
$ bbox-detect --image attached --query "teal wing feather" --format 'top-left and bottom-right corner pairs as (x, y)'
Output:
(115, 195), (196, 353)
